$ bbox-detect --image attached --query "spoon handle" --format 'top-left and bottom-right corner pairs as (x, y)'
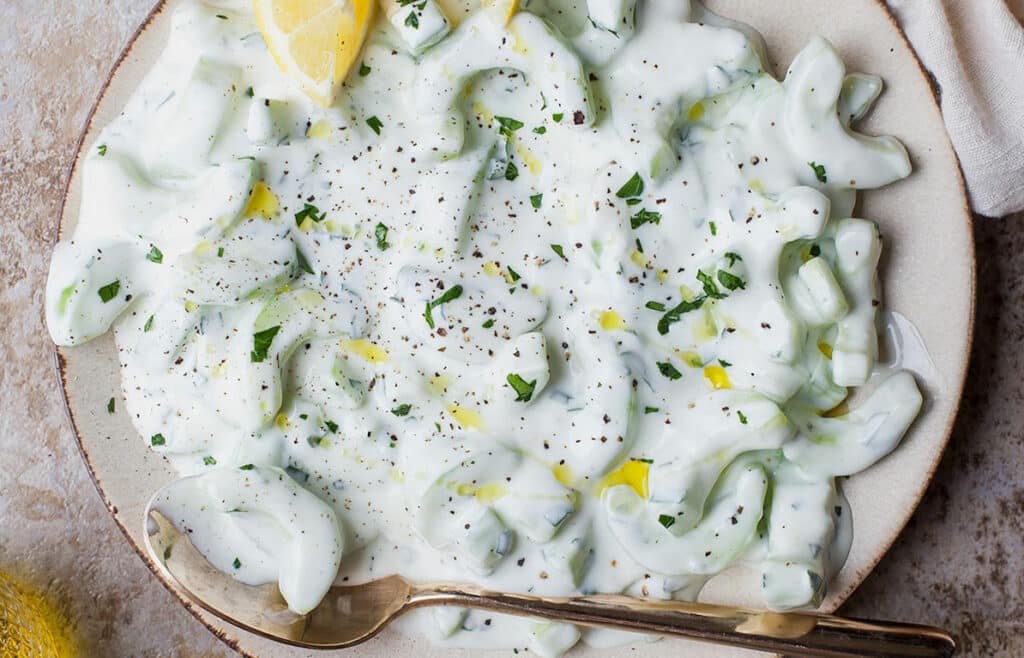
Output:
(409, 584), (955, 657)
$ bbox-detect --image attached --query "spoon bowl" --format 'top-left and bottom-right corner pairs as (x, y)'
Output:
(144, 507), (955, 656)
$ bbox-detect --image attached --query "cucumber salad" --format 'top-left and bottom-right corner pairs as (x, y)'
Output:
(47, 0), (923, 654)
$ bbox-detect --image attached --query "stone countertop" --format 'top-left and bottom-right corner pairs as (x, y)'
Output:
(0, 1), (1021, 656)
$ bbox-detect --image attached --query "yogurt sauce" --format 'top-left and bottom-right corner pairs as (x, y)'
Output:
(47, 0), (924, 653)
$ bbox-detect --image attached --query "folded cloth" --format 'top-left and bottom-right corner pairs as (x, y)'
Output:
(886, 0), (1024, 217)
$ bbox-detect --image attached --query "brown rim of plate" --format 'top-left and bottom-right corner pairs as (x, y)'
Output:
(49, 0), (976, 655)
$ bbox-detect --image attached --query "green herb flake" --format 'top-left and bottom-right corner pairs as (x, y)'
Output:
(424, 285), (464, 329)
(625, 198), (642, 206)
(359, 62), (371, 77)
(630, 208), (661, 229)
(808, 161), (827, 183)
(530, 193), (543, 209)
(482, 318), (495, 329)
(645, 301), (666, 312)
(717, 270), (746, 291)
(366, 115), (384, 135)
(216, 14), (228, 19)
(552, 112), (564, 123)
(97, 144), (107, 156)
(635, 238), (643, 254)
(633, 458), (654, 464)
(737, 410), (748, 425)
(245, 86), (254, 97)
(146, 246), (163, 264)
(107, 398), (115, 414)
(550, 244), (566, 260)
(504, 161), (519, 181)
(616, 172), (644, 199)
(295, 249), (315, 275)
(375, 222), (390, 250)
(507, 266), (521, 282)
(657, 297), (705, 335)
(250, 325), (281, 363)
(532, 126), (546, 135)
(506, 373), (537, 402)
(391, 404), (413, 417)
(233, 557), (241, 569)
(709, 221), (717, 236)
(495, 116), (524, 133)
(163, 547), (171, 560)
(151, 433), (166, 446)
(217, 246), (225, 258)
(324, 419), (339, 433)
(644, 406), (659, 414)
(404, 10), (419, 28)
(724, 251), (742, 267)
(97, 281), (120, 303)
(203, 456), (217, 466)
(240, 464), (255, 470)
(696, 270), (726, 299)
(144, 315), (154, 332)
(294, 203), (326, 226)
(657, 361), (683, 380)
(718, 359), (732, 367)
(658, 514), (676, 529)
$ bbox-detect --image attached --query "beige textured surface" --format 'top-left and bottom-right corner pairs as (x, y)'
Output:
(0, 1), (1020, 656)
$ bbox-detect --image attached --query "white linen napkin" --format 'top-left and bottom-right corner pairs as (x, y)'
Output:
(886, 0), (1024, 217)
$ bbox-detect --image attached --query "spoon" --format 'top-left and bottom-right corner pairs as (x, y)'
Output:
(144, 509), (954, 656)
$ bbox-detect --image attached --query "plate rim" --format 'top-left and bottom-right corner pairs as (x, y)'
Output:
(51, 0), (976, 655)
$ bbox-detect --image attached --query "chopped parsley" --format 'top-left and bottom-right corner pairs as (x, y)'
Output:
(233, 557), (242, 569)
(97, 281), (120, 303)
(391, 404), (412, 417)
(709, 221), (717, 236)
(366, 115), (384, 135)
(630, 208), (661, 229)
(552, 112), (564, 122)
(717, 270), (746, 291)
(657, 361), (683, 380)
(375, 222), (390, 250)
(143, 315), (154, 332)
(658, 514), (676, 529)
(530, 193), (543, 209)
(250, 325), (281, 363)
(423, 285), (463, 329)
(644, 406), (660, 414)
(633, 458), (654, 464)
(296, 248), (315, 275)
(203, 456), (217, 466)
(506, 266), (521, 282)
(507, 373), (537, 402)
(550, 244), (566, 260)
(495, 116), (524, 134)
(737, 410), (748, 425)
(615, 172), (644, 199)
(657, 297), (705, 335)
(217, 246), (225, 257)
(808, 161), (827, 183)
(97, 144), (107, 156)
(504, 161), (519, 181)
(216, 13), (228, 19)
(359, 62), (371, 77)
(482, 318), (495, 329)
(724, 251), (743, 267)
(645, 301), (666, 312)
(404, 10), (419, 28)
(240, 464), (255, 470)
(324, 419), (339, 433)
(245, 86), (254, 97)
(294, 203), (326, 226)
(532, 126), (546, 135)
(696, 270), (726, 299)
(107, 398), (115, 414)
(145, 246), (163, 264)
(718, 359), (732, 367)
(150, 434), (166, 446)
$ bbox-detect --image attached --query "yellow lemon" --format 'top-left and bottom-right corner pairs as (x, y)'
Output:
(254, 0), (375, 106)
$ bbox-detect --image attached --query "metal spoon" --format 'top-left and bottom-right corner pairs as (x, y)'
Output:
(144, 508), (954, 656)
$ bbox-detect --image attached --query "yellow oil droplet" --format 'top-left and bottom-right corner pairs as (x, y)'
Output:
(446, 404), (485, 431)
(482, 261), (501, 276)
(0, 570), (75, 657)
(656, 269), (669, 283)
(474, 482), (508, 504)
(428, 374), (451, 394)
(340, 338), (390, 364)
(703, 365), (732, 390)
(552, 463), (574, 488)
(598, 310), (626, 331)
(389, 467), (405, 484)
(678, 284), (697, 302)
(749, 179), (767, 195)
(275, 413), (290, 430)
(817, 341), (833, 359)
(598, 459), (649, 498)
(509, 24), (529, 54)
(210, 360), (227, 378)
(324, 219), (340, 233)
(686, 101), (705, 122)
(193, 241), (213, 256)
(676, 350), (703, 368)
(294, 289), (324, 310)
(515, 143), (542, 175)
(472, 100), (494, 125)
(530, 285), (544, 296)
(183, 300), (198, 313)
(821, 400), (849, 418)
(307, 119), (331, 139)
(243, 182), (280, 219)
(456, 482), (476, 496)
(630, 250), (648, 268)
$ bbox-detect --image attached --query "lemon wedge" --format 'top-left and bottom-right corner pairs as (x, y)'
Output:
(481, 0), (518, 24)
(254, 0), (375, 106)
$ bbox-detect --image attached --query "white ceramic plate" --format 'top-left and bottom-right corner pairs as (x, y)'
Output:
(55, 1), (974, 655)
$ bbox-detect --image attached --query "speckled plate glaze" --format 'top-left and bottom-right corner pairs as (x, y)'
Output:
(54, 1), (974, 655)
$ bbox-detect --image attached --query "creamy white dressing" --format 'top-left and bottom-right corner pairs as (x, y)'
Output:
(47, 0), (925, 653)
